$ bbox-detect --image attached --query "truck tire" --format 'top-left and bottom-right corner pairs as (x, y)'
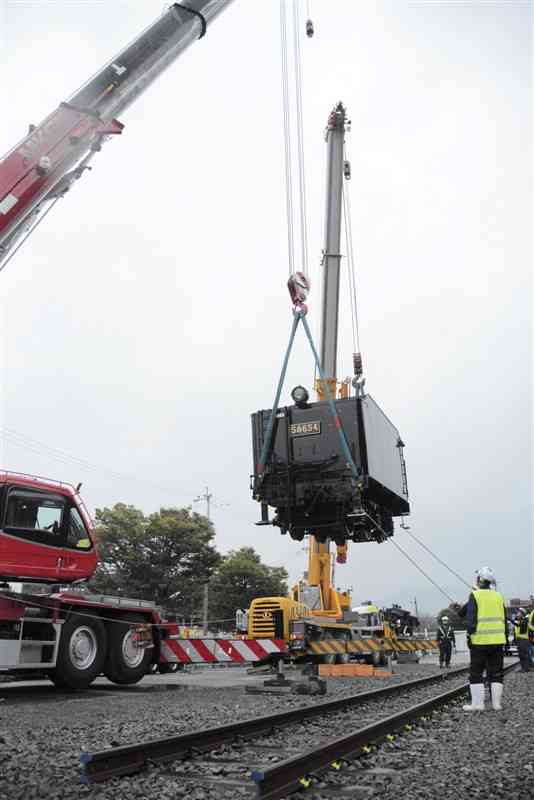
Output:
(104, 614), (152, 685)
(158, 662), (181, 674)
(364, 651), (381, 667)
(321, 654), (336, 664)
(47, 672), (69, 689)
(53, 613), (107, 690)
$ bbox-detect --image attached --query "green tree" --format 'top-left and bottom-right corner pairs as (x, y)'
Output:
(208, 546), (288, 626)
(90, 503), (220, 618)
(90, 503), (146, 596)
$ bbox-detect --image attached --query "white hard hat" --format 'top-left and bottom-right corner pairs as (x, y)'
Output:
(442, 616), (449, 621)
(476, 566), (496, 585)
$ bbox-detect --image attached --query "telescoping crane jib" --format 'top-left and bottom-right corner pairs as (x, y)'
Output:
(0, 0), (234, 272)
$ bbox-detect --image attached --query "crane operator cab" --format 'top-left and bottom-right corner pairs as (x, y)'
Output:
(0, 472), (97, 584)
(251, 390), (410, 546)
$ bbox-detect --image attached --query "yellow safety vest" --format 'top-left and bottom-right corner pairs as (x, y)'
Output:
(514, 620), (528, 640)
(470, 589), (506, 645)
(528, 610), (534, 634)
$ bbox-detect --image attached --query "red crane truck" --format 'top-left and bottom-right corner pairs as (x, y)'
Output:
(0, 470), (285, 688)
(0, 3), (287, 689)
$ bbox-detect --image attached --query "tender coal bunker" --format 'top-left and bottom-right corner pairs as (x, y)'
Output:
(251, 394), (409, 544)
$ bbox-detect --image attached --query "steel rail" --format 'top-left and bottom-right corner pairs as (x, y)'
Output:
(80, 666), (469, 783)
(252, 662), (519, 800)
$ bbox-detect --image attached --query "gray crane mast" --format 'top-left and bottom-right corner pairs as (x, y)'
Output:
(319, 102), (348, 386)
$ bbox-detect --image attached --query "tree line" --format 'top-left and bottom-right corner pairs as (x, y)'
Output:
(89, 503), (288, 629)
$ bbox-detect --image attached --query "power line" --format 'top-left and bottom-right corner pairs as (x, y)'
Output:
(0, 425), (193, 501)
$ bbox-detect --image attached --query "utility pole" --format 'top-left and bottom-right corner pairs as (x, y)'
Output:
(194, 487), (212, 635)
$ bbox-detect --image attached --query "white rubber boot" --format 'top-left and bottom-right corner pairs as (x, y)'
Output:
(491, 682), (503, 711)
(462, 683), (485, 711)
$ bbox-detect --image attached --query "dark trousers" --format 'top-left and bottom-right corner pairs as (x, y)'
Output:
(469, 644), (504, 684)
(517, 639), (531, 671)
(439, 640), (452, 666)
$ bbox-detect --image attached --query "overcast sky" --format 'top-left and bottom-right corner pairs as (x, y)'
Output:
(0, 0), (531, 616)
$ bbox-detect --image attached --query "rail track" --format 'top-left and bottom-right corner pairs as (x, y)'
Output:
(81, 664), (522, 797)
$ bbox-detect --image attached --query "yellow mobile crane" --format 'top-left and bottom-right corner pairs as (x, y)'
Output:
(247, 104), (416, 664)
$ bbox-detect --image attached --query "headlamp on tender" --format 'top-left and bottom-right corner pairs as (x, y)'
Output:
(291, 385), (309, 407)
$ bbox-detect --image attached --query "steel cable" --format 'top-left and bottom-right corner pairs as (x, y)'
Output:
(401, 526), (472, 589)
(279, 0), (295, 276)
(342, 169), (361, 354)
(358, 510), (458, 604)
(292, 0), (309, 278)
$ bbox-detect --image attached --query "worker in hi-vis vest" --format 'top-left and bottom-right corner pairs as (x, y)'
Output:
(460, 566), (507, 712)
(513, 608), (531, 672)
(437, 615), (456, 668)
(528, 608), (534, 668)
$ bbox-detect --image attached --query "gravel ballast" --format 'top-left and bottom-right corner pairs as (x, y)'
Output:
(0, 662), (530, 799)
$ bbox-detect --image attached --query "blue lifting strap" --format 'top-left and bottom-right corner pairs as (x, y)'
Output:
(256, 308), (361, 487)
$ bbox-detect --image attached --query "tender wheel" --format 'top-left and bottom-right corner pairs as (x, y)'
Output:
(52, 613), (107, 690)
(335, 653), (350, 664)
(104, 614), (153, 685)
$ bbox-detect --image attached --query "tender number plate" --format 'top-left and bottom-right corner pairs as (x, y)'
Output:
(289, 421), (321, 437)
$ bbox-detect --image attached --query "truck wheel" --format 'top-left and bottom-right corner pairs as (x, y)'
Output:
(53, 614), (106, 690)
(104, 614), (152, 685)
(335, 653), (350, 664)
(47, 672), (69, 689)
(364, 652), (381, 667)
(158, 662), (180, 674)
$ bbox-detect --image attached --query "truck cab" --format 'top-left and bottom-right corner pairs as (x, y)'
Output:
(0, 472), (97, 583)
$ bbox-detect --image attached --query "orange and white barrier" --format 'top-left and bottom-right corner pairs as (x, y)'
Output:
(160, 637), (287, 665)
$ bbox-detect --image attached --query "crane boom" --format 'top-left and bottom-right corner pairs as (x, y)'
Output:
(0, 1), (234, 270)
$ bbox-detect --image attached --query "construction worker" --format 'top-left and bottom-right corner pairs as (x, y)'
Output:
(461, 566), (506, 712)
(513, 608), (530, 671)
(529, 608), (534, 668)
(437, 615), (456, 668)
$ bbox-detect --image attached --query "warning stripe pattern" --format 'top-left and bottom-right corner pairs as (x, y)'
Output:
(308, 639), (438, 656)
(160, 638), (287, 665)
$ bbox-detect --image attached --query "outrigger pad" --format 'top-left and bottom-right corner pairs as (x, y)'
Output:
(251, 394), (409, 545)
